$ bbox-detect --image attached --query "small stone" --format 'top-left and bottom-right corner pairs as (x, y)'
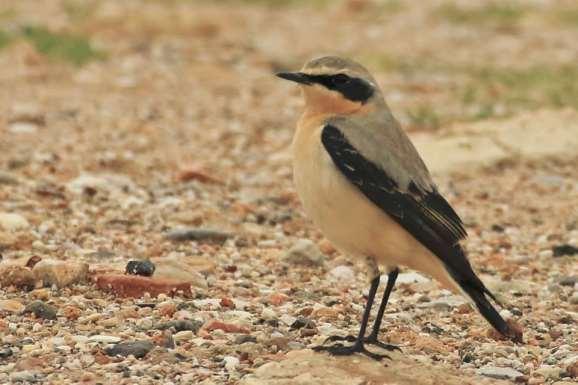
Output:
(0, 299), (25, 313)
(267, 293), (289, 306)
(535, 365), (562, 380)
(328, 265), (355, 283)
(202, 320), (250, 334)
(0, 212), (30, 231)
(88, 335), (122, 344)
(235, 335), (257, 344)
(477, 366), (525, 381)
(558, 276), (577, 287)
(125, 260), (156, 277)
(156, 320), (204, 333)
(283, 239), (325, 266)
(8, 121), (39, 134)
(569, 292), (578, 305)
(105, 340), (154, 359)
(23, 300), (57, 320)
(290, 317), (316, 330)
(94, 274), (193, 298)
(32, 259), (88, 288)
(552, 244), (578, 257)
(152, 257), (208, 289)
(10, 371), (39, 383)
(0, 348), (13, 358)
(173, 330), (193, 342)
(567, 360), (578, 378)
(165, 228), (232, 244)
(223, 356), (239, 372)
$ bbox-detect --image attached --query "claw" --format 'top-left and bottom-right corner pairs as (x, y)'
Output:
(321, 334), (401, 352)
(313, 342), (390, 361)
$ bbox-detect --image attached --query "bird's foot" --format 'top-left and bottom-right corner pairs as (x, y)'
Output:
(322, 334), (401, 352)
(313, 341), (390, 361)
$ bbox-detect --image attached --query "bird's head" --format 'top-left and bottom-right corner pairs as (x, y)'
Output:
(276, 56), (382, 116)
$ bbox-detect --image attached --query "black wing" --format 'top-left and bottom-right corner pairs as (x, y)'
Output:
(321, 124), (521, 342)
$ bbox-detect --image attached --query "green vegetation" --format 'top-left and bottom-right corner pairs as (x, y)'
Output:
(21, 26), (104, 66)
(0, 29), (12, 50)
(436, 2), (528, 27)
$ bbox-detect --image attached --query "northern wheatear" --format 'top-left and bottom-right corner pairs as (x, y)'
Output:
(277, 56), (521, 360)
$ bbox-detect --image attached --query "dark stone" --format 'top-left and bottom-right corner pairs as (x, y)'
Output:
(552, 244), (578, 257)
(290, 317), (316, 330)
(156, 320), (203, 333)
(105, 340), (154, 359)
(559, 276), (577, 287)
(125, 260), (155, 277)
(0, 347), (13, 358)
(23, 300), (57, 320)
(165, 228), (232, 244)
(234, 335), (257, 344)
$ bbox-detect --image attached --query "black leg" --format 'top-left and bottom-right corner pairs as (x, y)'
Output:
(365, 268), (400, 352)
(313, 276), (390, 360)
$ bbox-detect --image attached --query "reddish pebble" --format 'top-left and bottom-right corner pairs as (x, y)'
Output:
(203, 320), (249, 334)
(94, 274), (193, 298)
(158, 302), (177, 317)
(268, 293), (289, 306)
(220, 297), (235, 309)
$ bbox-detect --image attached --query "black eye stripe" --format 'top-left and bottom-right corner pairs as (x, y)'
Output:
(308, 74), (374, 103)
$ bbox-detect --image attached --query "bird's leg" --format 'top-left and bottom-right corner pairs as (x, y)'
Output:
(365, 268), (400, 352)
(313, 275), (390, 360)
(323, 267), (401, 353)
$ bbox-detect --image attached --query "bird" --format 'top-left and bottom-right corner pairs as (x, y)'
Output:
(276, 56), (522, 360)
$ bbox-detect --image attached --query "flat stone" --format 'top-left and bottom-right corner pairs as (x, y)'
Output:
(0, 299), (25, 313)
(283, 239), (325, 266)
(412, 134), (508, 174)
(104, 340), (154, 359)
(88, 335), (122, 344)
(477, 366), (525, 381)
(0, 212), (30, 231)
(488, 109), (578, 159)
(94, 274), (194, 298)
(32, 259), (88, 288)
(241, 349), (489, 385)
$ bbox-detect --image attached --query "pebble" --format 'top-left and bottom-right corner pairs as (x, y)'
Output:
(558, 276), (577, 287)
(165, 228), (232, 244)
(535, 365), (562, 380)
(0, 213), (30, 231)
(125, 260), (156, 277)
(173, 330), (193, 342)
(32, 259), (89, 288)
(0, 299), (25, 313)
(477, 366), (525, 381)
(104, 340), (154, 358)
(552, 244), (578, 257)
(10, 371), (38, 382)
(235, 335), (257, 344)
(283, 239), (325, 266)
(569, 293), (578, 305)
(88, 335), (122, 344)
(23, 300), (57, 320)
(328, 265), (355, 283)
(223, 356), (239, 372)
(157, 320), (204, 333)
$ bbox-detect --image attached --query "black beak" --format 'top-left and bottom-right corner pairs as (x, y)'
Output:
(275, 72), (312, 85)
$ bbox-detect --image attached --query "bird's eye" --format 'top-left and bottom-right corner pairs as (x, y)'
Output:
(332, 74), (350, 85)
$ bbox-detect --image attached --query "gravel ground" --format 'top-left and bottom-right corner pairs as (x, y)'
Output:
(0, 1), (577, 384)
